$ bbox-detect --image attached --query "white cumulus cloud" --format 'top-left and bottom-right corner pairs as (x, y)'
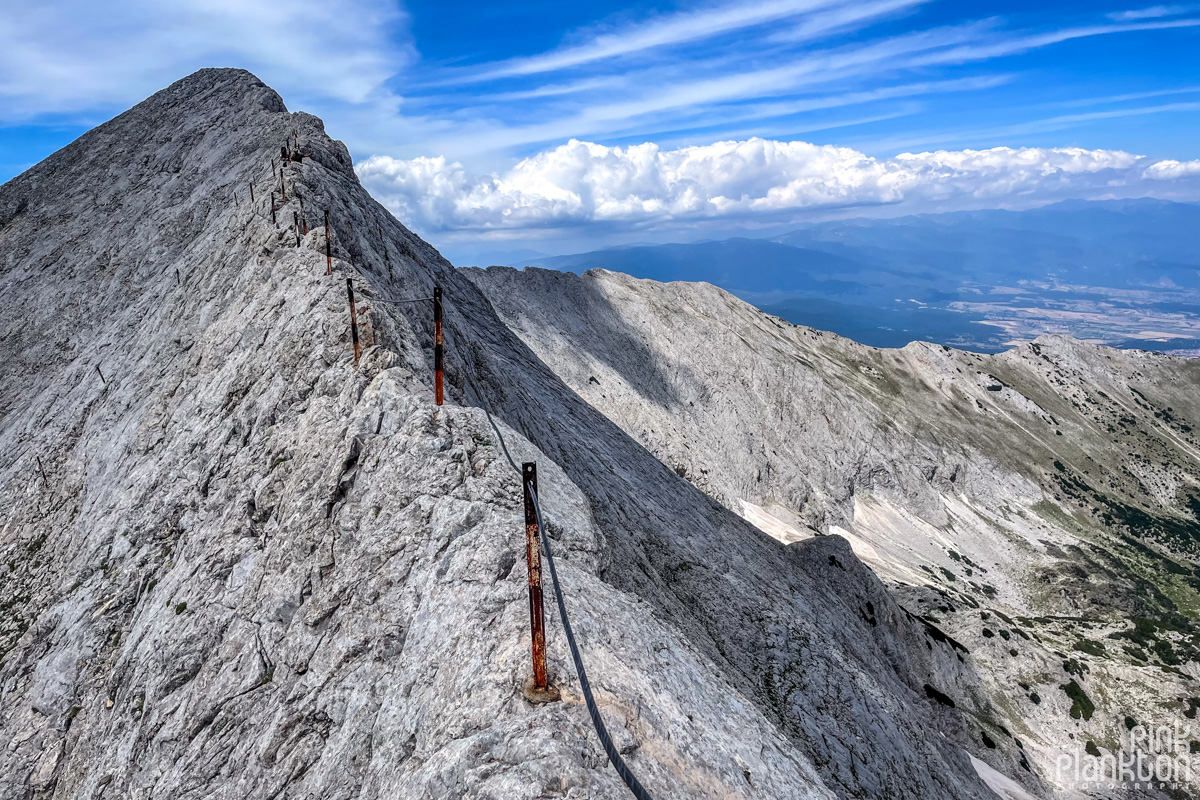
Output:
(357, 137), (1198, 233)
(1143, 159), (1200, 179)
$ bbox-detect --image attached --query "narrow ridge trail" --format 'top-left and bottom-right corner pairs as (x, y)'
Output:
(0, 69), (1014, 799)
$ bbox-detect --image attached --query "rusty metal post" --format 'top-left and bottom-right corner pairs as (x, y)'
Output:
(346, 277), (361, 366)
(35, 456), (48, 488)
(279, 168), (286, 203)
(523, 462), (548, 692)
(324, 210), (332, 275)
(249, 181), (254, 203)
(433, 286), (444, 406)
(300, 198), (307, 234)
(270, 192), (277, 225)
(293, 212), (300, 246)
(95, 365), (106, 385)
(271, 158), (276, 178)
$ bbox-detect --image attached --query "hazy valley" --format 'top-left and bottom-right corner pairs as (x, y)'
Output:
(512, 199), (1200, 354)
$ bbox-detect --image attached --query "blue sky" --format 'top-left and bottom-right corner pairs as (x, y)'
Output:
(4, 1), (1200, 263)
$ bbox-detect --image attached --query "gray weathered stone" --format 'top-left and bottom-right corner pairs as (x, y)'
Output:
(467, 265), (1200, 799)
(0, 69), (1082, 799)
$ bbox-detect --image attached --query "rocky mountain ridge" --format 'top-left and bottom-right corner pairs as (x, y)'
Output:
(466, 265), (1200, 799)
(0, 69), (1020, 799)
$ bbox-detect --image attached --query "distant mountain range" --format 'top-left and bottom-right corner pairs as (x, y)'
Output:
(509, 198), (1200, 352)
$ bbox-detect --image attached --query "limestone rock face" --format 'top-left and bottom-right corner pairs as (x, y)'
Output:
(466, 266), (1200, 799)
(0, 70), (1011, 799)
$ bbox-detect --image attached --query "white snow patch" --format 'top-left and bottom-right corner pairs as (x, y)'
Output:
(828, 523), (882, 563)
(738, 499), (812, 545)
(969, 754), (1037, 800)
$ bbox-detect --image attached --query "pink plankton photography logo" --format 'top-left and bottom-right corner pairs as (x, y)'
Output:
(1056, 723), (1196, 791)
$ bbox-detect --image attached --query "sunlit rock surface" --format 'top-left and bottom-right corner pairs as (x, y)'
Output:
(0, 70), (1019, 799)
(468, 265), (1200, 799)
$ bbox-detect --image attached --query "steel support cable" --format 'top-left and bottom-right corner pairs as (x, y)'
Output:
(527, 484), (654, 800)
(456, 338), (654, 800)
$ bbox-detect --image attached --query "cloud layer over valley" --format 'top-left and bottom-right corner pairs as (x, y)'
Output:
(358, 138), (1200, 234)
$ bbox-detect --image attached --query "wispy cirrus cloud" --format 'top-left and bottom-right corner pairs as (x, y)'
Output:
(846, 98), (1200, 155)
(0, 0), (410, 123)
(427, 0), (880, 85)
(611, 75), (1012, 145)
(8, 2), (1200, 172)
(1055, 85), (1200, 108)
(406, 11), (1200, 161)
(1108, 4), (1200, 22)
(905, 16), (1200, 68)
(767, 0), (928, 42)
(413, 21), (998, 156)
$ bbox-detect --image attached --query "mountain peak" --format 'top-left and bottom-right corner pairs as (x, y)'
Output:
(150, 67), (287, 113)
(0, 66), (357, 233)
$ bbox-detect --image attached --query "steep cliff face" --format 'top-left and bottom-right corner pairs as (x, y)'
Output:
(0, 70), (1012, 799)
(466, 266), (1200, 799)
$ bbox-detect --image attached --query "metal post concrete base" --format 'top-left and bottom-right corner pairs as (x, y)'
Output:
(522, 676), (561, 705)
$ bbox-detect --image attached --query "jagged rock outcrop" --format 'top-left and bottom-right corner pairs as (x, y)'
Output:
(0, 70), (1016, 799)
(466, 265), (1200, 799)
